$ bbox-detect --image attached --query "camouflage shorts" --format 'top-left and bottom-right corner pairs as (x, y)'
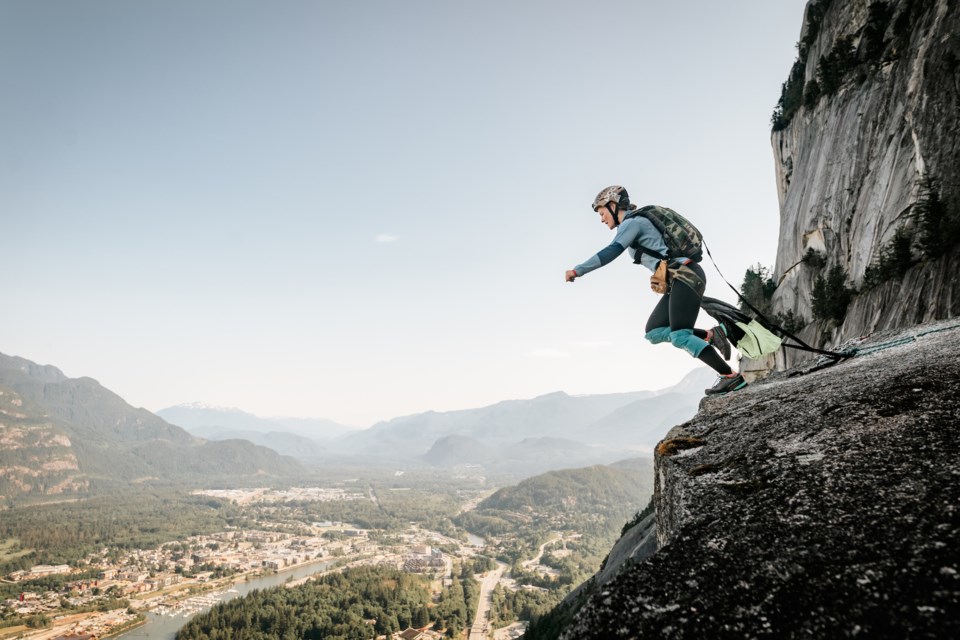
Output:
(668, 261), (706, 298)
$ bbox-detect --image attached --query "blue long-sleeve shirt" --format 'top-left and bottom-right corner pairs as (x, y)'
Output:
(574, 215), (670, 276)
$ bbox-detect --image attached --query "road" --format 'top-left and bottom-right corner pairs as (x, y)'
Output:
(522, 534), (560, 570)
(467, 533), (561, 638)
(468, 564), (506, 640)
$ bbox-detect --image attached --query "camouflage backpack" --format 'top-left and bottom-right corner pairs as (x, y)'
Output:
(623, 205), (704, 263)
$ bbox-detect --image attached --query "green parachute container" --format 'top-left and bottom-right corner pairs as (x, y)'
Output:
(700, 297), (782, 359)
(733, 319), (783, 359)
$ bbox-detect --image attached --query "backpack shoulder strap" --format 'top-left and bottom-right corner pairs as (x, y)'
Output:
(621, 205), (658, 222)
(621, 206), (668, 261)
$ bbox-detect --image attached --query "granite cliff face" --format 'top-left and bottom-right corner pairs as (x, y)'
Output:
(770, 0), (960, 364)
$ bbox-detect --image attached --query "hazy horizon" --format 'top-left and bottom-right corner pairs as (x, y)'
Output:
(4, 350), (712, 429)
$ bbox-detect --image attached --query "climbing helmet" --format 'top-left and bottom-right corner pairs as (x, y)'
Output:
(592, 185), (630, 212)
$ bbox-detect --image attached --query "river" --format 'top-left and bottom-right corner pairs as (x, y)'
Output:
(115, 560), (335, 640)
(466, 532), (486, 548)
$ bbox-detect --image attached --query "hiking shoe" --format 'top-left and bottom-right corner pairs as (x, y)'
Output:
(709, 325), (731, 360)
(705, 373), (747, 396)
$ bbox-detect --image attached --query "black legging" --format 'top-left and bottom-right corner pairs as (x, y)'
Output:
(644, 263), (732, 375)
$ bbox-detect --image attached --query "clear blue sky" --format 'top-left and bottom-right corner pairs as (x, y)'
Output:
(1, 0), (809, 427)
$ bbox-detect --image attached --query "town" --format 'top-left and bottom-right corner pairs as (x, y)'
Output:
(0, 487), (534, 640)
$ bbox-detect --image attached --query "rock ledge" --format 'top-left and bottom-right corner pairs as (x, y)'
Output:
(561, 320), (960, 639)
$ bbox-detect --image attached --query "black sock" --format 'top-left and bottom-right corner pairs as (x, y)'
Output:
(694, 328), (708, 339)
(698, 347), (733, 375)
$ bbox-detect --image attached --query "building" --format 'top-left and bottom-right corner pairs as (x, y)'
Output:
(145, 575), (181, 591)
(29, 564), (71, 577)
(402, 554), (445, 573)
(120, 569), (149, 583)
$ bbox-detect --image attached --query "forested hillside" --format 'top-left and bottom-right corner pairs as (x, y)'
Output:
(452, 461), (654, 631)
(479, 465), (649, 513)
(0, 491), (244, 574)
(176, 566), (475, 639)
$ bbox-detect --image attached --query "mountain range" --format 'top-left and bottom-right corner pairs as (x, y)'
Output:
(156, 404), (354, 440)
(1, 349), (715, 499)
(158, 368), (716, 475)
(332, 371), (712, 467)
(154, 404), (357, 461)
(0, 353), (302, 502)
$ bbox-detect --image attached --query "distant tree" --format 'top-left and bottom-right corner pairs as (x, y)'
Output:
(817, 35), (857, 95)
(863, 226), (915, 289)
(413, 605), (430, 628)
(771, 0), (834, 130)
(740, 264), (778, 315)
(379, 613), (399, 635)
(803, 79), (822, 109)
(812, 265), (854, 323)
(802, 248), (828, 269)
(25, 614), (50, 629)
(916, 177), (960, 259)
(775, 310), (807, 336)
(863, 1), (894, 62)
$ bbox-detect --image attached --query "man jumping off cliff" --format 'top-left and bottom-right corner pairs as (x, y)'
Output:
(565, 186), (746, 396)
